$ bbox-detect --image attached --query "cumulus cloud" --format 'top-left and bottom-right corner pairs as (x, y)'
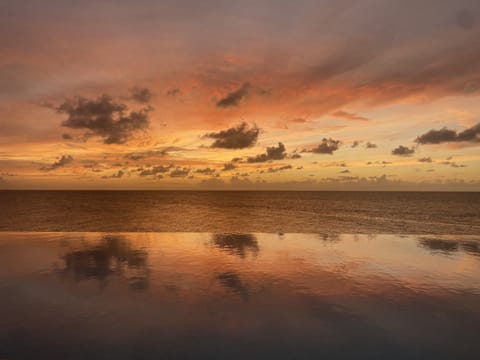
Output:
(352, 141), (376, 149)
(267, 165), (292, 173)
(415, 123), (480, 144)
(102, 170), (125, 179)
(124, 146), (185, 161)
(332, 110), (369, 121)
(391, 145), (415, 156)
(305, 138), (341, 154)
(222, 163), (237, 171)
(195, 167), (216, 175)
(418, 157), (433, 163)
(41, 155), (73, 171)
(57, 94), (152, 144)
(441, 161), (467, 168)
(247, 142), (286, 163)
(367, 160), (392, 166)
(169, 167), (190, 178)
(205, 122), (260, 149)
(139, 165), (172, 176)
(130, 87), (152, 103)
(216, 83), (250, 107)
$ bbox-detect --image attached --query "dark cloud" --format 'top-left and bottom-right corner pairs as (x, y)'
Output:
(247, 142), (286, 163)
(418, 157), (433, 163)
(57, 94), (152, 145)
(367, 160), (392, 167)
(352, 141), (376, 149)
(332, 110), (369, 121)
(306, 138), (341, 155)
(195, 167), (216, 175)
(205, 122), (260, 149)
(325, 161), (347, 168)
(457, 123), (480, 142)
(130, 87), (152, 103)
(340, 169), (350, 173)
(391, 145), (415, 156)
(267, 164), (292, 173)
(169, 167), (190, 178)
(441, 161), (467, 168)
(139, 165), (172, 176)
(222, 163), (237, 171)
(290, 153), (302, 159)
(102, 170), (125, 179)
(415, 123), (480, 145)
(216, 82), (250, 108)
(41, 155), (73, 171)
(125, 146), (184, 161)
(415, 127), (458, 144)
(62, 133), (73, 140)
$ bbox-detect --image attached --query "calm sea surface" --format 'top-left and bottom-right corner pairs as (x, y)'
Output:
(1, 191), (479, 359)
(1, 232), (479, 359)
(1, 191), (479, 233)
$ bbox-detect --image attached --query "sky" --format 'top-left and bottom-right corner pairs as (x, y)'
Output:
(0, 0), (479, 190)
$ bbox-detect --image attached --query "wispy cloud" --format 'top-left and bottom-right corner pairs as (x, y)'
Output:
(216, 83), (250, 108)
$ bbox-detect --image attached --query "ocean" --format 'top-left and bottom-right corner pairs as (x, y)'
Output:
(1, 191), (479, 233)
(1, 191), (479, 359)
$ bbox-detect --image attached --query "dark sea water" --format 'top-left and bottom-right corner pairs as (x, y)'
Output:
(1, 191), (479, 359)
(1, 191), (479, 233)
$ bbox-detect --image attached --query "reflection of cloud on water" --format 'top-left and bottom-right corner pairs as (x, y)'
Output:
(460, 241), (480, 257)
(418, 237), (480, 257)
(318, 234), (341, 243)
(211, 233), (259, 258)
(216, 271), (249, 301)
(57, 234), (149, 290)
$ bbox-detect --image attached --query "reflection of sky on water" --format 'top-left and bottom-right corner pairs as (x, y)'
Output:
(0, 232), (479, 359)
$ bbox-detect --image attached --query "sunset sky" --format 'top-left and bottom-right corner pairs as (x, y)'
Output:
(1, 0), (479, 190)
